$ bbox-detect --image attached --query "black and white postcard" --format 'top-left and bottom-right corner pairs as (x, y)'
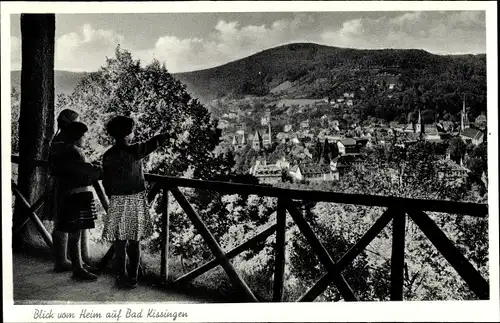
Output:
(2, 1), (499, 322)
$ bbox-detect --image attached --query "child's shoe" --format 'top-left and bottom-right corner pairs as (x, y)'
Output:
(83, 263), (100, 275)
(54, 262), (72, 273)
(72, 268), (98, 281)
(116, 274), (129, 289)
(127, 278), (138, 289)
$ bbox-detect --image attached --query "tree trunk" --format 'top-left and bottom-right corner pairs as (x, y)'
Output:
(13, 14), (55, 249)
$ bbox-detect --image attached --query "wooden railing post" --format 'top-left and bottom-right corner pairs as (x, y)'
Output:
(273, 198), (286, 301)
(390, 210), (406, 301)
(160, 188), (170, 282)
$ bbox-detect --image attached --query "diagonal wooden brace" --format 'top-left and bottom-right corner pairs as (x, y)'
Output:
(11, 181), (53, 248)
(174, 223), (277, 285)
(298, 207), (396, 302)
(283, 198), (358, 301)
(13, 194), (46, 236)
(407, 209), (489, 300)
(170, 186), (258, 302)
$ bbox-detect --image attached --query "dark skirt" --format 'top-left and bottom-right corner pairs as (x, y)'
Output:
(56, 191), (97, 233)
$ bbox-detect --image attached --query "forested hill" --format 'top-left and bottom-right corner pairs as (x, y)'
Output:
(11, 70), (85, 96)
(174, 42), (486, 101)
(11, 42), (486, 119)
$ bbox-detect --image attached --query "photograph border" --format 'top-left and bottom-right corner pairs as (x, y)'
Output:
(2, 1), (498, 322)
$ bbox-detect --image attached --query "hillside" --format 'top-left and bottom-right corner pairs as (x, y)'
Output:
(11, 70), (87, 96)
(174, 42), (486, 101)
(10, 43), (486, 119)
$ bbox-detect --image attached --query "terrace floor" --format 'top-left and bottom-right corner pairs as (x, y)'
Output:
(11, 252), (220, 305)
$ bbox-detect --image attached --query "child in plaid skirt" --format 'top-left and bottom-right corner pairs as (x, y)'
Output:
(49, 121), (102, 281)
(101, 116), (173, 289)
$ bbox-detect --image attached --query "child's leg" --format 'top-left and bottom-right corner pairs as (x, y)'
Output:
(127, 240), (141, 285)
(80, 229), (91, 264)
(114, 240), (128, 283)
(69, 229), (97, 281)
(53, 230), (71, 272)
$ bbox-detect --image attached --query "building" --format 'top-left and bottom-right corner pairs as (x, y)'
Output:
(436, 159), (470, 183)
(231, 132), (247, 149)
(217, 119), (230, 129)
(289, 165), (303, 181)
(293, 164), (337, 182)
(461, 128), (484, 146)
(275, 99), (322, 108)
(252, 164), (282, 184)
(276, 132), (291, 143)
(252, 111), (273, 150)
(276, 156), (291, 170)
(252, 131), (263, 150)
(236, 123), (246, 135)
(300, 120), (310, 129)
(337, 138), (358, 155)
(460, 98), (470, 132)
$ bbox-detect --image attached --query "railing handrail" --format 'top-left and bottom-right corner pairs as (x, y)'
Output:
(11, 155), (488, 217)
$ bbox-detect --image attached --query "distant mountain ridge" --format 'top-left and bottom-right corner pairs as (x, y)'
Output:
(10, 42), (486, 103)
(10, 70), (87, 96)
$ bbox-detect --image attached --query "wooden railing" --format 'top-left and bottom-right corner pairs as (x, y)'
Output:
(11, 155), (489, 302)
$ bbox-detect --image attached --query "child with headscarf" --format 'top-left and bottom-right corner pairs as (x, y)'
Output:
(49, 121), (102, 281)
(47, 109), (93, 272)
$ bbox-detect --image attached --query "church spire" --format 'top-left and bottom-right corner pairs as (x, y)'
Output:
(460, 96), (469, 132)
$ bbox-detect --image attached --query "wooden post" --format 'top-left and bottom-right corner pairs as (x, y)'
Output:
(407, 209), (489, 300)
(390, 210), (406, 301)
(284, 199), (357, 301)
(14, 14), (55, 243)
(273, 198), (286, 301)
(170, 187), (258, 302)
(160, 188), (170, 281)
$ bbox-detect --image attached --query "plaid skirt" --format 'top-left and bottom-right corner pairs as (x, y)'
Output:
(101, 191), (154, 241)
(57, 191), (97, 233)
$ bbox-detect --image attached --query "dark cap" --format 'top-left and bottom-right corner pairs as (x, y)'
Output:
(65, 121), (88, 143)
(106, 116), (134, 139)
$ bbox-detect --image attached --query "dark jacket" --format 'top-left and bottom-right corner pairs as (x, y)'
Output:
(48, 136), (102, 190)
(46, 132), (101, 221)
(102, 134), (169, 196)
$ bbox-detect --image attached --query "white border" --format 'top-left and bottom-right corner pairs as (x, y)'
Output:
(1, 1), (499, 322)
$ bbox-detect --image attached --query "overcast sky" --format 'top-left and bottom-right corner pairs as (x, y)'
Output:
(10, 11), (486, 73)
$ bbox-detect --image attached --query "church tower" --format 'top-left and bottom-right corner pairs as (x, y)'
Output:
(267, 110), (272, 147)
(415, 109), (424, 135)
(460, 97), (470, 132)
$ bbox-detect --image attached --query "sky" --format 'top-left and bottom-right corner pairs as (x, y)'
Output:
(10, 11), (486, 73)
